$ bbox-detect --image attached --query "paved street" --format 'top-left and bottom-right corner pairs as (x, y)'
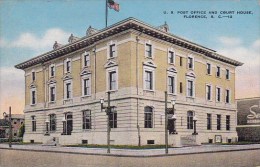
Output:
(1, 144), (260, 167)
(1, 148), (260, 167)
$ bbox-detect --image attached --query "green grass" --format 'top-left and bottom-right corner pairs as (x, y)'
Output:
(221, 141), (260, 145)
(202, 141), (260, 145)
(64, 144), (167, 149)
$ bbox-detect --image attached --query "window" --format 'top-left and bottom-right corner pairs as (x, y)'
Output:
(65, 82), (72, 99)
(109, 71), (116, 90)
(82, 110), (91, 129)
(226, 115), (230, 131)
(50, 85), (56, 102)
(216, 66), (221, 77)
(225, 89), (230, 103)
(50, 65), (55, 77)
(180, 82), (183, 93)
(145, 71), (153, 90)
(180, 57), (183, 66)
(107, 41), (117, 59)
(109, 107), (117, 128)
(145, 43), (152, 58)
(206, 63), (211, 74)
(226, 69), (230, 80)
(83, 78), (90, 96)
(168, 51), (175, 64)
(32, 71), (36, 81)
(14, 121), (17, 124)
(109, 44), (116, 58)
(207, 114), (212, 130)
(107, 67), (118, 91)
(216, 87), (221, 102)
(49, 114), (56, 131)
(217, 114), (221, 130)
(187, 111), (193, 129)
(187, 57), (194, 69)
(144, 107), (153, 128)
(187, 80), (194, 97)
(65, 59), (71, 73)
(31, 89), (36, 105)
(32, 116), (36, 132)
(206, 85), (211, 101)
(168, 76), (175, 94)
(84, 53), (90, 67)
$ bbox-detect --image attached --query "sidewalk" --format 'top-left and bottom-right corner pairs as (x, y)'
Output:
(1, 143), (260, 157)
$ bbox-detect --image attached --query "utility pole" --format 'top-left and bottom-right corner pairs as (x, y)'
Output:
(165, 91), (168, 154)
(100, 91), (111, 153)
(9, 107), (12, 148)
(107, 91), (111, 153)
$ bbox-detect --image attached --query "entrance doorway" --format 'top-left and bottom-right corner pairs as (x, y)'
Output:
(66, 113), (73, 135)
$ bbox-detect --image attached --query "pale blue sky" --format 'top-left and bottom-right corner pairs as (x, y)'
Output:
(0, 0), (259, 114)
(0, 0), (259, 67)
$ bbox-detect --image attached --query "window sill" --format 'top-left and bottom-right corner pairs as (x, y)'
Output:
(168, 62), (175, 65)
(186, 96), (195, 99)
(81, 95), (91, 98)
(107, 89), (118, 93)
(143, 89), (155, 92)
(30, 104), (36, 106)
(168, 93), (177, 96)
(82, 129), (92, 132)
(145, 56), (153, 59)
(49, 101), (56, 104)
(206, 73), (212, 76)
(108, 56), (117, 60)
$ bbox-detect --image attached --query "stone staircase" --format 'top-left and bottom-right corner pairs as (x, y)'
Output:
(42, 137), (59, 146)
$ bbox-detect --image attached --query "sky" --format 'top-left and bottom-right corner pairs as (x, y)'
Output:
(0, 0), (259, 117)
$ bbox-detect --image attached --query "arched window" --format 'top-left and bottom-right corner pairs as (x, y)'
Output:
(31, 116), (36, 132)
(187, 111), (194, 129)
(144, 106), (153, 128)
(109, 107), (117, 128)
(82, 110), (91, 129)
(49, 114), (56, 131)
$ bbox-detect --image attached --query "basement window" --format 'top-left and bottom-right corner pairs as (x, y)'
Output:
(147, 140), (155, 144)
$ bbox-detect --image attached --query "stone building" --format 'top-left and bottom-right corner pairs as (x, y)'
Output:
(3, 114), (24, 138)
(15, 18), (243, 146)
(237, 97), (260, 142)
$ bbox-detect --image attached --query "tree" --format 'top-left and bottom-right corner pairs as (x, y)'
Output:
(18, 123), (25, 137)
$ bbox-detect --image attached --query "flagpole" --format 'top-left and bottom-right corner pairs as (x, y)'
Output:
(106, 0), (108, 27)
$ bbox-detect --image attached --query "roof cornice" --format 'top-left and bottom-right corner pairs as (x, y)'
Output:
(15, 17), (243, 70)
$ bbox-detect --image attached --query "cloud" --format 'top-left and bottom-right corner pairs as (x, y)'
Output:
(0, 67), (25, 118)
(217, 37), (260, 99)
(218, 36), (242, 46)
(0, 28), (71, 51)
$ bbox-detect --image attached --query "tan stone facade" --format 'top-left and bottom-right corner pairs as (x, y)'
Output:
(16, 18), (242, 146)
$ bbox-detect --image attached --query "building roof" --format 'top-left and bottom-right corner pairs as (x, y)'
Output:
(4, 114), (24, 119)
(15, 17), (243, 70)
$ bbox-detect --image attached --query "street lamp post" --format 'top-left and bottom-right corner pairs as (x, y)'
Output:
(192, 116), (198, 135)
(164, 91), (168, 154)
(3, 106), (12, 148)
(100, 91), (111, 153)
